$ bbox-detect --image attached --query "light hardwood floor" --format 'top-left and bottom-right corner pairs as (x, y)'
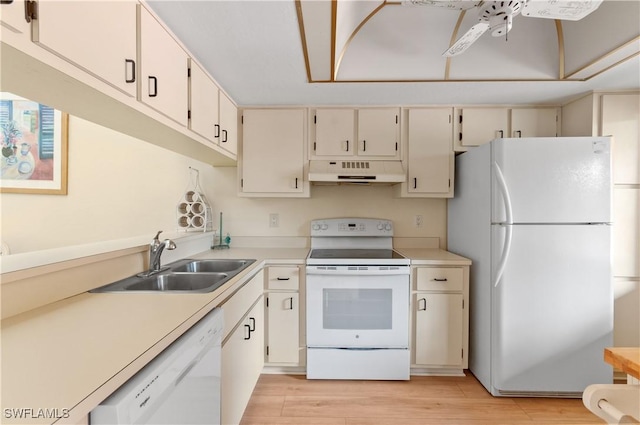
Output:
(241, 373), (602, 425)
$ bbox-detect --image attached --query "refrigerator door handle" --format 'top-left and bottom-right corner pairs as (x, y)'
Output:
(494, 224), (513, 287)
(493, 162), (514, 287)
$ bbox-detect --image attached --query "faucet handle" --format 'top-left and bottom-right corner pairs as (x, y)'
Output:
(153, 230), (163, 242)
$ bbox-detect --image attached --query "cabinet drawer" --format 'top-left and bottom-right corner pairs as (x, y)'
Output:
(267, 266), (300, 290)
(416, 268), (463, 291)
(221, 270), (264, 340)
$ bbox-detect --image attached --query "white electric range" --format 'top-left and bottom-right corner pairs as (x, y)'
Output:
(305, 217), (411, 380)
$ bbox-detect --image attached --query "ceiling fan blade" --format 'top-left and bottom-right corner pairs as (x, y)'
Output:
(521, 0), (604, 21)
(403, 0), (482, 10)
(442, 22), (490, 57)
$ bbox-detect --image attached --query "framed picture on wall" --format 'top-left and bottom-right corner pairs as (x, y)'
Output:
(0, 93), (68, 195)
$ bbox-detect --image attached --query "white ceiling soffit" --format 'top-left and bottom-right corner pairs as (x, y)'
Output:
(297, 0), (640, 83)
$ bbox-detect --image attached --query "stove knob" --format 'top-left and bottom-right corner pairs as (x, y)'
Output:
(385, 223), (392, 231)
(377, 223), (384, 230)
(321, 223), (329, 230)
(312, 223), (320, 231)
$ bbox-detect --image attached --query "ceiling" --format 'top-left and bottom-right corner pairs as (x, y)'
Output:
(146, 0), (640, 107)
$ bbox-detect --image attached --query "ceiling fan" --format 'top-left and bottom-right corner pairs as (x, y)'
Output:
(406, 0), (604, 57)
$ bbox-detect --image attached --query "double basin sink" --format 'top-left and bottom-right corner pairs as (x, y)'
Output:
(90, 259), (256, 293)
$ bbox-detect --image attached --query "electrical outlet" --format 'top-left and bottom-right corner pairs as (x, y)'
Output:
(415, 215), (423, 228)
(269, 213), (279, 228)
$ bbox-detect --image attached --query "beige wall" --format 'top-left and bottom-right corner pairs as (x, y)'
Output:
(0, 116), (218, 254)
(1, 115), (446, 255)
(209, 167), (446, 243)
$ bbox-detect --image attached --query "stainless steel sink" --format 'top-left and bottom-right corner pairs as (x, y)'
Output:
(122, 272), (229, 292)
(90, 258), (256, 293)
(170, 259), (254, 273)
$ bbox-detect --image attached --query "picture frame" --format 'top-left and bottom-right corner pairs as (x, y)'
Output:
(0, 93), (68, 195)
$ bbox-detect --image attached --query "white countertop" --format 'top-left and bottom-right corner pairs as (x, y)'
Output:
(397, 248), (472, 266)
(1, 247), (308, 425)
(0, 246), (469, 424)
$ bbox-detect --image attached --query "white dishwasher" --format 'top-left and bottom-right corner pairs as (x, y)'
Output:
(91, 308), (223, 425)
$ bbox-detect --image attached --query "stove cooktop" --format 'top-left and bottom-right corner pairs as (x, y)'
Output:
(307, 248), (410, 266)
(309, 249), (404, 260)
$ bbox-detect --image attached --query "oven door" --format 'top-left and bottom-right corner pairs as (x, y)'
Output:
(306, 266), (410, 349)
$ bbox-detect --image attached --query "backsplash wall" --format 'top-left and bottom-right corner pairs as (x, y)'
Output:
(0, 116), (217, 254)
(208, 167), (447, 245)
(1, 116), (447, 255)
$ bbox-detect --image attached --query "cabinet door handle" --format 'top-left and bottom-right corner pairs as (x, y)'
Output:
(244, 324), (252, 340)
(418, 298), (427, 311)
(248, 317), (256, 332)
(222, 129), (228, 143)
(148, 76), (158, 97)
(433, 278), (448, 282)
(362, 140), (366, 152)
(515, 130), (522, 138)
(125, 59), (136, 83)
(498, 130), (504, 138)
(287, 297), (294, 310)
(214, 124), (220, 138)
(295, 177), (298, 189)
(413, 178), (417, 189)
(277, 277), (290, 281)
(345, 140), (349, 152)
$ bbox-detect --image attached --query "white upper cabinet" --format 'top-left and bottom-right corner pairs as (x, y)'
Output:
(455, 107), (561, 151)
(357, 108), (400, 157)
(398, 108), (454, 198)
(1, 0), (30, 35)
(190, 62), (237, 157)
(240, 109), (309, 197)
(219, 92), (238, 156)
(510, 107), (559, 138)
(139, 5), (189, 126)
(312, 109), (356, 156)
(454, 107), (508, 151)
(311, 108), (400, 159)
(32, 0), (138, 98)
(189, 60), (219, 143)
(602, 94), (639, 185)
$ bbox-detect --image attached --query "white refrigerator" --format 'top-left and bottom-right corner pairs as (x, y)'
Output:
(448, 137), (613, 397)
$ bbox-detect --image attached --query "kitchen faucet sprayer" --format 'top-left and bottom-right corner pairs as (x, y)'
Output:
(138, 231), (176, 277)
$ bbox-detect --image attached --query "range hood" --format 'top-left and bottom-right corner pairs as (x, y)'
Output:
(308, 160), (406, 184)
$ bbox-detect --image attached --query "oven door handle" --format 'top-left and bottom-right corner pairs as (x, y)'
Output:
(306, 267), (410, 276)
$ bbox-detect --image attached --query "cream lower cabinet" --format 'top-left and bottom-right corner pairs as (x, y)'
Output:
(221, 271), (265, 425)
(265, 266), (304, 366)
(412, 266), (469, 372)
(415, 293), (463, 366)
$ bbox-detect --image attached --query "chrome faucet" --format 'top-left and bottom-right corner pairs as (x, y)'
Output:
(139, 231), (176, 277)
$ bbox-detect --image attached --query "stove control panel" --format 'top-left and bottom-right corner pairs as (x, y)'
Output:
(310, 218), (393, 237)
